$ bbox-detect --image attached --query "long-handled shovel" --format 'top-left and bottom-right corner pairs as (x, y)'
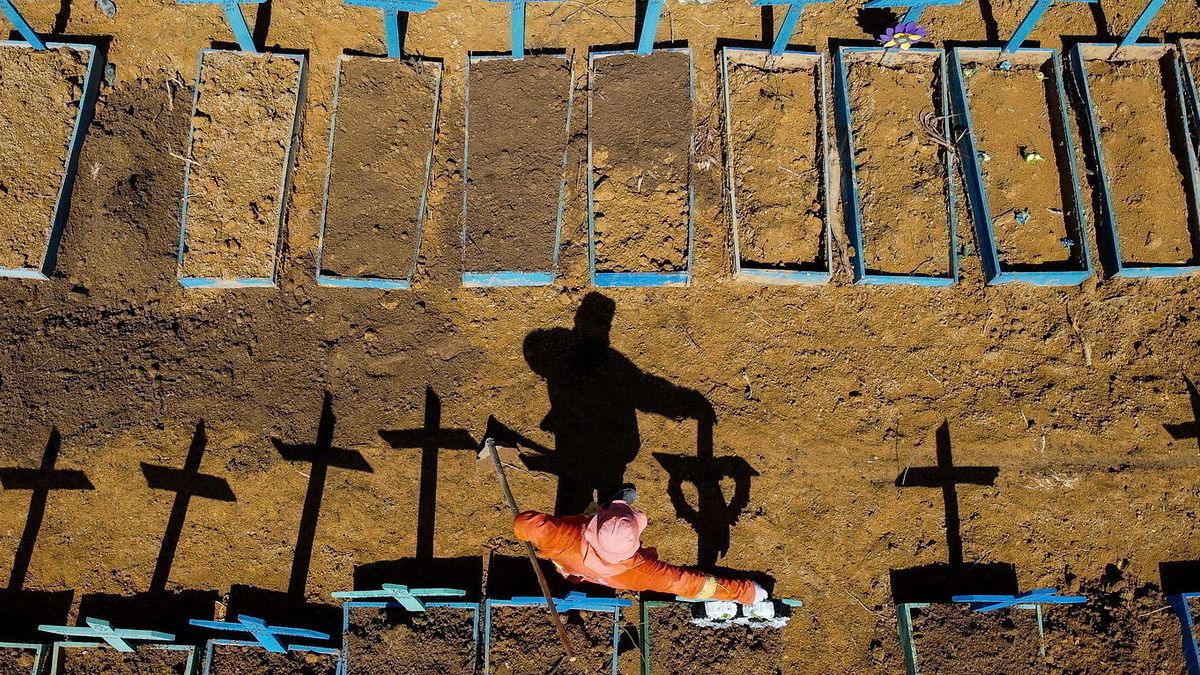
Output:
(480, 438), (576, 671)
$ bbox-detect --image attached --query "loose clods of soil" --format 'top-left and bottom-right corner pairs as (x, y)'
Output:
(846, 53), (952, 277)
(180, 51), (302, 281)
(346, 605), (476, 674)
(321, 57), (439, 281)
(591, 51), (692, 274)
(487, 606), (612, 674)
(57, 645), (190, 675)
(726, 55), (826, 270)
(909, 604), (1047, 674)
(0, 46), (89, 270)
(0, 647), (38, 675)
(464, 56), (572, 274)
(962, 59), (1073, 267)
(1086, 56), (1196, 265)
(646, 602), (786, 674)
(208, 644), (338, 675)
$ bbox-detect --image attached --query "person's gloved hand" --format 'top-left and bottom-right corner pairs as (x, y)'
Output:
(751, 582), (769, 604)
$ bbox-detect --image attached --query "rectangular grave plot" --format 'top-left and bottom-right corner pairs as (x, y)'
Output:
(588, 49), (694, 286)
(642, 601), (786, 675)
(484, 604), (616, 675)
(462, 54), (573, 286)
(834, 47), (957, 285)
(0, 644), (41, 675)
(0, 41), (100, 279)
(206, 643), (338, 675)
(722, 48), (832, 284)
(178, 50), (306, 288)
(950, 48), (1091, 285)
(908, 604), (1047, 674)
(1072, 43), (1200, 276)
(317, 55), (441, 289)
(51, 643), (196, 675)
(344, 603), (478, 675)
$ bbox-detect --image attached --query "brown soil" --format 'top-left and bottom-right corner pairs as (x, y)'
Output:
(180, 51), (301, 280)
(1085, 58), (1195, 265)
(1191, 596), (1199, 647)
(647, 602), (786, 674)
(847, 54), (951, 277)
(320, 57), (439, 281)
(58, 646), (189, 675)
(0, 648), (37, 675)
(910, 603), (1047, 674)
(590, 51), (691, 273)
(487, 606), (611, 674)
(727, 57), (825, 269)
(0, 46), (89, 270)
(464, 56), (572, 273)
(208, 645), (338, 675)
(963, 61), (1072, 267)
(346, 605), (476, 674)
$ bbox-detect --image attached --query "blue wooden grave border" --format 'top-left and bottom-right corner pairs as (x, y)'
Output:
(460, 51), (574, 287)
(47, 642), (198, 675)
(483, 592), (629, 675)
(638, 597), (801, 674)
(832, 46), (958, 285)
(1003, 0), (1098, 54)
(947, 47), (1093, 285)
(342, 0), (436, 59)
(176, 48), (308, 288)
(315, 53), (442, 290)
(0, 40), (102, 281)
(720, 46), (832, 284)
(587, 47), (695, 287)
(1176, 39), (1200, 184)
(1167, 591), (1200, 675)
(0, 642), (45, 675)
(199, 639), (342, 675)
(1069, 42), (1200, 277)
(339, 600), (480, 675)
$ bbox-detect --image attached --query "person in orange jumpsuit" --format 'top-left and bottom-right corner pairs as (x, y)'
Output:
(514, 498), (766, 605)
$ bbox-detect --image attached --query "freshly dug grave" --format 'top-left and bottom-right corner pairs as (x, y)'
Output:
(320, 57), (439, 281)
(58, 646), (190, 675)
(180, 51), (302, 280)
(647, 602), (785, 674)
(726, 57), (826, 270)
(208, 645), (338, 675)
(591, 51), (691, 273)
(909, 603), (1048, 674)
(847, 55), (951, 277)
(1086, 57), (1195, 265)
(962, 60), (1073, 267)
(487, 606), (612, 674)
(464, 56), (571, 274)
(0, 647), (38, 675)
(0, 46), (89, 270)
(346, 605), (476, 674)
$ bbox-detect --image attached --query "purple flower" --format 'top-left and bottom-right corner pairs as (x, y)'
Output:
(879, 22), (929, 50)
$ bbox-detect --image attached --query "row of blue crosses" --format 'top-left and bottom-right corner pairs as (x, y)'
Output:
(0, 0), (1175, 57)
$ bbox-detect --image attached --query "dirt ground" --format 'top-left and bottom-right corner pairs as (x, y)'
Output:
(647, 602), (787, 674)
(909, 603), (1047, 674)
(488, 606), (613, 674)
(57, 645), (190, 675)
(0, 0), (1199, 674)
(208, 645), (338, 675)
(0, 647), (37, 675)
(320, 56), (438, 282)
(846, 53), (952, 277)
(0, 46), (88, 271)
(345, 605), (476, 674)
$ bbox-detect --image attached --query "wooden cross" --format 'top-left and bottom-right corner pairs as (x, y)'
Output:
(189, 614), (329, 654)
(0, 427), (93, 589)
(1165, 376), (1200, 454)
(39, 618), (174, 652)
(140, 420), (235, 593)
(331, 584), (466, 612)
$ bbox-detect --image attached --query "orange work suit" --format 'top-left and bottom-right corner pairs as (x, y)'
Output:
(514, 511), (757, 604)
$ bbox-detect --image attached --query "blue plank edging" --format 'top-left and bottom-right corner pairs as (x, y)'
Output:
(48, 642), (198, 675)
(461, 51), (574, 287)
(947, 47), (1094, 285)
(1069, 42), (1200, 278)
(177, 48), (308, 289)
(0, 41), (102, 281)
(721, 46), (833, 284)
(587, 47), (696, 287)
(200, 639), (340, 675)
(340, 600), (479, 675)
(1167, 592), (1200, 675)
(315, 53), (442, 290)
(832, 46), (958, 286)
(483, 594), (628, 675)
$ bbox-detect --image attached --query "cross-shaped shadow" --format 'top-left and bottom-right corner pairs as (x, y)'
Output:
(273, 391), (373, 599)
(1164, 375), (1200, 455)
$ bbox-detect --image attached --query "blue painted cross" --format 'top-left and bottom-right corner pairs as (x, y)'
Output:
(1119, 0), (1167, 48)
(189, 615), (329, 654)
(331, 584), (466, 612)
(637, 0), (666, 55)
(1003, 0), (1098, 53)
(952, 588), (1087, 612)
(752, 0), (832, 56)
(39, 618), (174, 653)
(176, 0), (267, 53)
(343, 0), (436, 59)
(0, 0), (47, 50)
(862, 0), (962, 26)
(485, 0), (563, 60)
